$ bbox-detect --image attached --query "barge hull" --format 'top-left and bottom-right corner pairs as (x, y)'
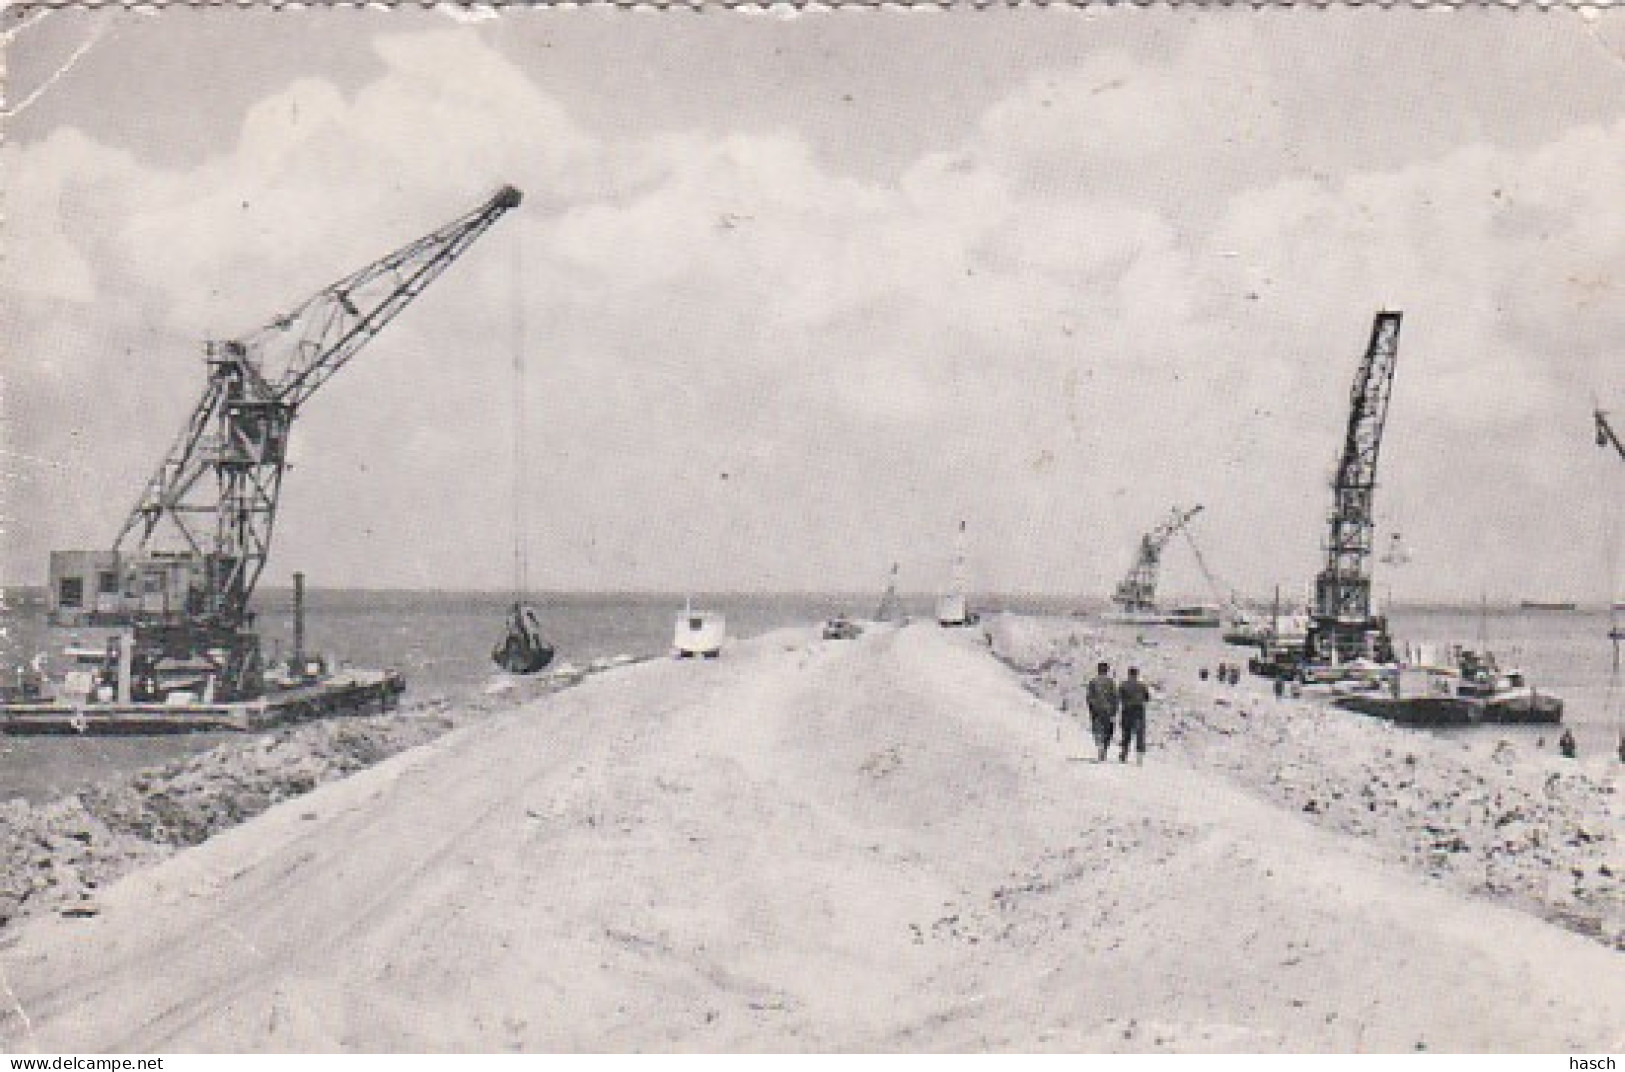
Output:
(1, 670), (405, 736)
(1335, 693), (1563, 727)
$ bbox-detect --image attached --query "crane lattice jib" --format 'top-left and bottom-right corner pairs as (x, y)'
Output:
(115, 185), (523, 627)
(1314, 310), (1402, 626)
(1112, 504), (1203, 612)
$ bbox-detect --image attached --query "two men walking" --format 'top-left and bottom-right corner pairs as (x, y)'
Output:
(1084, 662), (1149, 765)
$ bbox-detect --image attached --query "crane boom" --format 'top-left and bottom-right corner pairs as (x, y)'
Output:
(114, 185), (523, 629)
(46, 185), (522, 699)
(1309, 310), (1401, 664)
(1112, 504), (1203, 614)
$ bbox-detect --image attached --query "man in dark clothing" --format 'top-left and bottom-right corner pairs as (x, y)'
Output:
(1084, 661), (1119, 763)
(1117, 667), (1151, 765)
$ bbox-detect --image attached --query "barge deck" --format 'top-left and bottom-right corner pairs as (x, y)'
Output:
(1, 669), (405, 735)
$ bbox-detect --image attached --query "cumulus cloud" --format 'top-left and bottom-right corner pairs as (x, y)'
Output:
(5, 23), (1622, 602)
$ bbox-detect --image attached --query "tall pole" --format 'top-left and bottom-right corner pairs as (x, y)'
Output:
(292, 571), (306, 667)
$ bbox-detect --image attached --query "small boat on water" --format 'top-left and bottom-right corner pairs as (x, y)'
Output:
(1225, 589), (1311, 650)
(1225, 613), (1311, 649)
(1334, 647), (1563, 726)
(1163, 604), (1222, 628)
(1102, 609), (1165, 626)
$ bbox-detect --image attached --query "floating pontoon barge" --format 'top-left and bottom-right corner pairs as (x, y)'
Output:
(1, 669), (405, 736)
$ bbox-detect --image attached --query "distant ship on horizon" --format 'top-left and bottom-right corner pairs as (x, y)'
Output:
(1519, 600), (1578, 611)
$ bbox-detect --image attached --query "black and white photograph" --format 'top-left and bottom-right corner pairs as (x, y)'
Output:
(1, 3), (1622, 1053)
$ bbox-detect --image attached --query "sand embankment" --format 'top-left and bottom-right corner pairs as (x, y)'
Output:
(987, 614), (1622, 951)
(0, 621), (1620, 1052)
(1, 678), (577, 931)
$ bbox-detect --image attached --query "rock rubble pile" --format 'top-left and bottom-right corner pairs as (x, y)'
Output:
(0, 678), (570, 932)
(985, 614), (1622, 950)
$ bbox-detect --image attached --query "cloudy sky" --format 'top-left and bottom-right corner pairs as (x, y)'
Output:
(5, 6), (1625, 602)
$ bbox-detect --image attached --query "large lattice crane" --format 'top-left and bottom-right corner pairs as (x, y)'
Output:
(1307, 310), (1402, 664)
(1112, 505), (1203, 614)
(48, 185), (523, 697)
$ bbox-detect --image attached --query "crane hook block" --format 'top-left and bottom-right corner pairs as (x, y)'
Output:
(494, 185), (523, 210)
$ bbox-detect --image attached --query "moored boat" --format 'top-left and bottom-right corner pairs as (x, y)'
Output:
(1334, 650), (1562, 726)
(1101, 609), (1165, 626)
(2, 609), (406, 736)
(1163, 604), (1221, 628)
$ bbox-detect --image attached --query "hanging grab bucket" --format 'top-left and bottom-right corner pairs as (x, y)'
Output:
(493, 602), (555, 674)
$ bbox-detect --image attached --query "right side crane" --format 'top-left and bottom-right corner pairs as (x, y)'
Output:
(1308, 310), (1402, 666)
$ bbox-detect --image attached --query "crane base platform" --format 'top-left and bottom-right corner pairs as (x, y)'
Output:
(0, 669), (406, 736)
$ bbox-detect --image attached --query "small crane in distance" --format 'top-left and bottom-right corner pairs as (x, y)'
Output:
(1112, 505), (1204, 616)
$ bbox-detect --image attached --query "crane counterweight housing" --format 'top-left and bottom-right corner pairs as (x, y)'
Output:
(45, 185), (524, 702)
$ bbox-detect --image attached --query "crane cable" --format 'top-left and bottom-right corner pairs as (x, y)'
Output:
(511, 219), (529, 605)
(1181, 528), (1236, 614)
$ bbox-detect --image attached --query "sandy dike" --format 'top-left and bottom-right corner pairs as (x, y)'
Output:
(0, 677), (580, 929)
(0, 620), (1620, 1053)
(990, 614), (1621, 952)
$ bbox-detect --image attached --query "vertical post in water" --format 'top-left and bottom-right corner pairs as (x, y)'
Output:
(292, 571), (306, 668)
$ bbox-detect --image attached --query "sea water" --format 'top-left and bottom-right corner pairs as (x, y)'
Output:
(0, 589), (945, 804)
(2, 593), (1619, 804)
(1384, 604), (1624, 762)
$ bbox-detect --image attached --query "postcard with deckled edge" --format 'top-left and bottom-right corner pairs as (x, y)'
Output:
(2, 3), (1623, 1054)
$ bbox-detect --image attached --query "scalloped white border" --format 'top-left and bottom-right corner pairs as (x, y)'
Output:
(2, 0), (1622, 13)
